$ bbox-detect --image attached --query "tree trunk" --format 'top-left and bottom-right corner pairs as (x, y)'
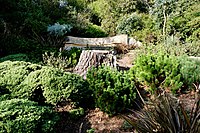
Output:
(163, 6), (167, 44)
(73, 50), (116, 78)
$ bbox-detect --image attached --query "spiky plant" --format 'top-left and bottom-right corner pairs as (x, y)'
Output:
(122, 89), (200, 133)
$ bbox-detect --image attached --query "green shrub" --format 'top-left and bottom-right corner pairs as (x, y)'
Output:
(131, 52), (183, 93)
(179, 56), (200, 89)
(87, 66), (136, 116)
(0, 54), (29, 62)
(0, 61), (92, 107)
(0, 35), (35, 56)
(0, 61), (42, 91)
(116, 14), (144, 35)
(41, 70), (92, 107)
(0, 99), (59, 133)
(84, 24), (108, 37)
(134, 42), (200, 61)
(42, 52), (70, 70)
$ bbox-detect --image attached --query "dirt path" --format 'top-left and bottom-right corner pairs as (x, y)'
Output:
(117, 50), (136, 69)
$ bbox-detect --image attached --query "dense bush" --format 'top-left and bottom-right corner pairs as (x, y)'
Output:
(0, 61), (91, 107)
(83, 24), (108, 37)
(0, 61), (43, 102)
(167, 1), (200, 42)
(0, 99), (59, 133)
(131, 52), (182, 93)
(0, 35), (37, 56)
(87, 66), (136, 115)
(116, 13), (144, 35)
(179, 57), (200, 89)
(0, 61), (42, 90)
(0, 54), (29, 62)
(41, 69), (92, 107)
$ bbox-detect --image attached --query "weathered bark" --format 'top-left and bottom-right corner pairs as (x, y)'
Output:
(73, 50), (116, 78)
(163, 6), (167, 44)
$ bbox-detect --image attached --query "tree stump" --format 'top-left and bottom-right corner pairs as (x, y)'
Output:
(73, 50), (116, 78)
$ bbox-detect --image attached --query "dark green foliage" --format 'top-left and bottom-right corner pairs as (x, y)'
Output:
(0, 35), (37, 56)
(83, 24), (108, 37)
(117, 14), (144, 35)
(0, 99), (59, 133)
(122, 93), (200, 133)
(0, 61), (91, 107)
(167, 0), (200, 42)
(0, 0), (99, 58)
(179, 57), (200, 89)
(0, 86), (11, 101)
(87, 66), (136, 116)
(68, 107), (85, 120)
(0, 54), (29, 62)
(131, 52), (182, 93)
(64, 47), (82, 67)
(41, 69), (92, 107)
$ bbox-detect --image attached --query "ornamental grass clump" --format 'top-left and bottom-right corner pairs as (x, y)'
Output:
(122, 92), (200, 133)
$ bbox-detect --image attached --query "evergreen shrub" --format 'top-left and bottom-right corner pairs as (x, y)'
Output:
(41, 69), (92, 107)
(179, 56), (200, 89)
(87, 66), (136, 116)
(0, 61), (92, 107)
(84, 24), (108, 37)
(0, 99), (59, 133)
(116, 14), (144, 35)
(131, 52), (183, 93)
(0, 54), (29, 62)
(0, 61), (42, 91)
